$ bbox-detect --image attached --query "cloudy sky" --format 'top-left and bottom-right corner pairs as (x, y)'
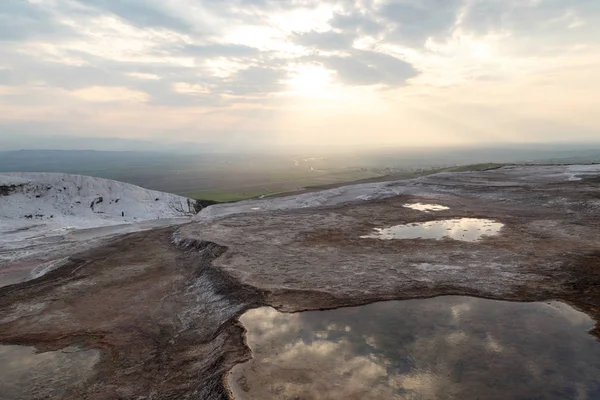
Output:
(1, 0), (599, 151)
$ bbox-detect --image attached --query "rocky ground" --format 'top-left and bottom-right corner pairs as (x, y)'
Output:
(0, 173), (198, 287)
(0, 165), (599, 399)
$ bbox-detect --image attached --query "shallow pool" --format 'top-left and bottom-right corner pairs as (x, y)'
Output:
(229, 296), (600, 400)
(0, 345), (100, 399)
(361, 218), (503, 242)
(403, 203), (450, 212)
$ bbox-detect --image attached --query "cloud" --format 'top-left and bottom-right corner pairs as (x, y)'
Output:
(461, 0), (593, 35)
(316, 50), (419, 86)
(72, 0), (191, 32)
(127, 72), (161, 80)
(380, 0), (462, 45)
(294, 30), (354, 50)
(172, 82), (210, 95)
(0, 0), (75, 42)
(221, 66), (288, 95)
(71, 86), (149, 103)
(0, 0), (599, 148)
(179, 43), (260, 58)
(330, 11), (383, 36)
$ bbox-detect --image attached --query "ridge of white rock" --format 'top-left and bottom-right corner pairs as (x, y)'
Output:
(1, 172), (197, 224)
(1, 173), (198, 284)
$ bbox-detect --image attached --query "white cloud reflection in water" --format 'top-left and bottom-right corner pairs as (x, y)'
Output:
(229, 297), (600, 400)
(361, 218), (503, 242)
(403, 203), (450, 212)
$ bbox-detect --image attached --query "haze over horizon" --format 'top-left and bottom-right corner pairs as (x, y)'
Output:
(1, 0), (599, 152)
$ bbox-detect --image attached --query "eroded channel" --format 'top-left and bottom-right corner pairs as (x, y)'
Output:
(228, 297), (600, 400)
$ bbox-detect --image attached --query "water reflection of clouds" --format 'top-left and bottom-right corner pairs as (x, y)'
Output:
(403, 203), (450, 212)
(361, 218), (503, 242)
(230, 297), (600, 400)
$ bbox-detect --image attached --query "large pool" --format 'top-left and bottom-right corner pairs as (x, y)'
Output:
(228, 296), (600, 399)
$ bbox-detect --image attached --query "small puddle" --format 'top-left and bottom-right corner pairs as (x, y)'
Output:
(0, 345), (100, 399)
(403, 203), (450, 212)
(228, 297), (600, 400)
(361, 218), (503, 242)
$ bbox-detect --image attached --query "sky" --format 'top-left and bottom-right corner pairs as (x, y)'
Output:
(1, 0), (599, 151)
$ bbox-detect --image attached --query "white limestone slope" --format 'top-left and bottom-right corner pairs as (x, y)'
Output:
(0, 173), (197, 284)
(0, 172), (196, 225)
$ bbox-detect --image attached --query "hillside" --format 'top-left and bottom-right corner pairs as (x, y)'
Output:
(0, 173), (200, 282)
(0, 172), (199, 224)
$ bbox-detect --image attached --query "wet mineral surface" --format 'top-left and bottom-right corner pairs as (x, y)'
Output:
(229, 297), (600, 400)
(0, 165), (599, 399)
(0, 345), (100, 400)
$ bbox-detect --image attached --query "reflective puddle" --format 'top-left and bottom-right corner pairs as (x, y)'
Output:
(0, 345), (100, 399)
(403, 203), (450, 212)
(361, 218), (503, 242)
(228, 297), (600, 400)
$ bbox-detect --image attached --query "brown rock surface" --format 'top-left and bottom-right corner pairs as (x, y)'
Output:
(1, 165), (599, 399)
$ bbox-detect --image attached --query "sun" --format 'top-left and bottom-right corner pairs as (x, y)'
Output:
(287, 64), (333, 95)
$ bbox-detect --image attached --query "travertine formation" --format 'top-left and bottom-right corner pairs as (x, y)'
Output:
(0, 165), (599, 399)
